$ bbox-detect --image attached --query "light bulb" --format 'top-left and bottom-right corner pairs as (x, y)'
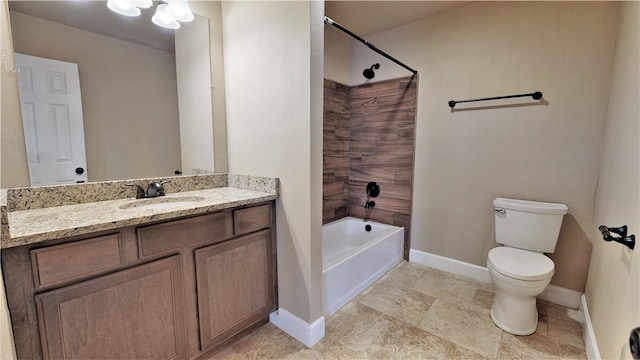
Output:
(107, 0), (141, 17)
(152, 4), (181, 29)
(130, 0), (152, 9)
(165, 0), (194, 23)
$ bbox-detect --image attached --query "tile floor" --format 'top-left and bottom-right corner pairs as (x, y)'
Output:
(210, 261), (587, 359)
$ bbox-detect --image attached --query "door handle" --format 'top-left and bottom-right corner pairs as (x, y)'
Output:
(75, 167), (85, 175)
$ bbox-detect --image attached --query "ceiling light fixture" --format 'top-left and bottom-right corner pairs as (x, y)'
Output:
(152, 3), (180, 29)
(107, 0), (142, 17)
(107, 0), (194, 29)
(164, 0), (194, 23)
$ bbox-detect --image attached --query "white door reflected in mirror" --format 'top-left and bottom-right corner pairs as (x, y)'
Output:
(14, 53), (88, 186)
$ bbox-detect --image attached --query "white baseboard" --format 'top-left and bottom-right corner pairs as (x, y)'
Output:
(580, 295), (601, 360)
(409, 248), (491, 283)
(269, 308), (325, 347)
(539, 284), (582, 309)
(408, 248), (582, 309)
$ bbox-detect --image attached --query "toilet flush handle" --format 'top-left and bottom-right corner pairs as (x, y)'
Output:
(494, 207), (506, 215)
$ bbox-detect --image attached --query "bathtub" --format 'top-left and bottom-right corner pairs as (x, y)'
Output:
(323, 217), (404, 316)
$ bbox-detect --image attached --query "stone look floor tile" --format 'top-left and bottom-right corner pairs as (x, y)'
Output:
(378, 261), (427, 288)
(498, 332), (587, 360)
(478, 281), (498, 293)
(357, 282), (436, 326)
(289, 337), (368, 360)
(469, 287), (495, 317)
(230, 323), (305, 359)
(206, 346), (248, 360)
(329, 308), (486, 360)
(324, 302), (384, 346)
(548, 313), (585, 349)
(537, 300), (585, 349)
(208, 261), (587, 360)
(361, 314), (490, 360)
(410, 267), (479, 307)
(417, 299), (503, 358)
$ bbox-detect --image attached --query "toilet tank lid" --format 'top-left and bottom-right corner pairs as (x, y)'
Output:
(494, 198), (568, 215)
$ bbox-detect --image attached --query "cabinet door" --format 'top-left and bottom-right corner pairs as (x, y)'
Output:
(195, 230), (274, 351)
(36, 256), (187, 360)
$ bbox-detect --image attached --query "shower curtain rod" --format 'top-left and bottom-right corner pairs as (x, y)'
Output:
(324, 16), (418, 76)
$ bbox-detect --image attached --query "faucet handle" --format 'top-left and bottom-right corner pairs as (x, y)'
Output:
(126, 184), (147, 199)
(148, 180), (171, 197)
(157, 180), (171, 196)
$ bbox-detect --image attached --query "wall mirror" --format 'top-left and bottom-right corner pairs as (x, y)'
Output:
(5, 0), (215, 185)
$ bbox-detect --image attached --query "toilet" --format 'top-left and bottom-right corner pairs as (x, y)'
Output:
(487, 197), (568, 335)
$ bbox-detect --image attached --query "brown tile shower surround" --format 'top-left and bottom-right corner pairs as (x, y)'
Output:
(323, 77), (418, 258)
(323, 80), (351, 223)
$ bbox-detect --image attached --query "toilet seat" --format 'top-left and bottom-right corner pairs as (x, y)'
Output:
(488, 247), (554, 281)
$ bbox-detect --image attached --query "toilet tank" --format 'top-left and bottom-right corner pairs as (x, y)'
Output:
(494, 198), (568, 253)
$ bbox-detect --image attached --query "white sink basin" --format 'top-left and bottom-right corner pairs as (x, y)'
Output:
(120, 196), (205, 211)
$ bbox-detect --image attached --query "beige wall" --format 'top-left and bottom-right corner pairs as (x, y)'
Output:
(222, 1), (324, 323)
(10, 11), (181, 182)
(0, 3), (20, 357)
(0, 2), (29, 188)
(323, 24), (351, 86)
(586, 2), (639, 358)
(338, 1), (619, 292)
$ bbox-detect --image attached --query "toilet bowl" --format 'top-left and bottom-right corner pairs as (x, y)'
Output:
(488, 197), (567, 335)
(487, 246), (554, 335)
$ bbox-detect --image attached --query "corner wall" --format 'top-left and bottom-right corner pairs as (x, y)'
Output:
(585, 2), (639, 358)
(346, 1), (619, 292)
(0, 2), (29, 188)
(0, 5), (21, 358)
(222, 0), (324, 327)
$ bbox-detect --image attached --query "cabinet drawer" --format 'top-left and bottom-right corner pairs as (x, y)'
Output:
(31, 233), (123, 289)
(233, 204), (271, 235)
(138, 211), (231, 259)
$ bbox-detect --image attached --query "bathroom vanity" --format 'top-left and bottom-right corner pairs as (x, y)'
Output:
(1, 174), (278, 360)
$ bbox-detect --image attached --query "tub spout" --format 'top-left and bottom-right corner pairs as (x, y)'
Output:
(365, 200), (375, 209)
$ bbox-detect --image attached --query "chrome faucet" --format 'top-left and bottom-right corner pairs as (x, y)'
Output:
(126, 180), (171, 199)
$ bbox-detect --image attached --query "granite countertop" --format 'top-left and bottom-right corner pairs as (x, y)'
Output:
(1, 174), (279, 249)
(3, 187), (276, 249)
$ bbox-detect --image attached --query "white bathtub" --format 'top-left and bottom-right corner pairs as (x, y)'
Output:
(323, 217), (404, 316)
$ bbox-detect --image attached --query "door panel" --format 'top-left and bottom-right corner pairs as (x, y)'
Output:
(14, 53), (88, 185)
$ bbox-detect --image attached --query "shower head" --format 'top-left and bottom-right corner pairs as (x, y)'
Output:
(363, 63), (380, 79)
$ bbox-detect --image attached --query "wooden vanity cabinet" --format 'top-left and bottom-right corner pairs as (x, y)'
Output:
(195, 229), (274, 351)
(2, 201), (277, 360)
(36, 256), (187, 360)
